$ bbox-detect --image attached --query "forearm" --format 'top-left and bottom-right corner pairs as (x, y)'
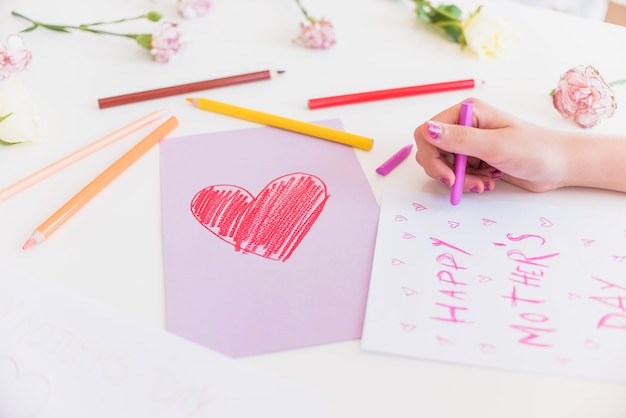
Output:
(563, 132), (626, 192)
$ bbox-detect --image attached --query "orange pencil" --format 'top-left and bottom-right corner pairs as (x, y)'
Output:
(0, 110), (164, 204)
(22, 116), (179, 250)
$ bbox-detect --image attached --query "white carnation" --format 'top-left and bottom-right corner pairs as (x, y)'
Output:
(462, 8), (512, 58)
(0, 78), (42, 144)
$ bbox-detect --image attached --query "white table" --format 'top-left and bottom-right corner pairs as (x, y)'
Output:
(2, 0), (626, 416)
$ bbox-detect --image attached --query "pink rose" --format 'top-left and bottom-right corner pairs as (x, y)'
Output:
(0, 35), (32, 81)
(552, 65), (616, 128)
(177, 0), (211, 19)
(150, 22), (183, 63)
(296, 18), (336, 49)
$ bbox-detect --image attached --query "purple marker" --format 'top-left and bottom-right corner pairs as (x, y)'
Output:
(450, 101), (474, 206)
(376, 144), (414, 176)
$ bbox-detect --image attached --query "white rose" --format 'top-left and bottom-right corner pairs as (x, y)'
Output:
(0, 77), (42, 144)
(462, 8), (511, 58)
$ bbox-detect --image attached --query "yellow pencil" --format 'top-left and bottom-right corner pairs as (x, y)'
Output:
(22, 116), (179, 250)
(187, 97), (374, 151)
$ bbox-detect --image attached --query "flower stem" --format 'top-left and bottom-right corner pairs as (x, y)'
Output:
(80, 14), (156, 27)
(609, 79), (626, 87)
(294, 0), (315, 23)
(11, 10), (159, 38)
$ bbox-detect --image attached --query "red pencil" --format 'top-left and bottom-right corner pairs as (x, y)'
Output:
(307, 79), (483, 109)
(98, 69), (285, 109)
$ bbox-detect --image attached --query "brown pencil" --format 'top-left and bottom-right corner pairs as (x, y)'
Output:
(97, 69), (284, 109)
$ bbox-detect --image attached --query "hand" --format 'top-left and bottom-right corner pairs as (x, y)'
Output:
(413, 98), (569, 193)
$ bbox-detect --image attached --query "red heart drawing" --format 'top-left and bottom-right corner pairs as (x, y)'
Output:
(191, 172), (329, 262)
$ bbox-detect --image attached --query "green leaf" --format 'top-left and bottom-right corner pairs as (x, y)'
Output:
(41, 24), (71, 33)
(436, 21), (463, 43)
(20, 24), (39, 32)
(0, 113), (13, 123)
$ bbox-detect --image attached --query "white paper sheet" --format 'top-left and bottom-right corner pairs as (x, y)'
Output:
(362, 191), (626, 382)
(0, 266), (331, 418)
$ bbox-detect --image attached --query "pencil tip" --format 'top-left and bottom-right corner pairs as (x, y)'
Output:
(22, 237), (37, 250)
(277, 69), (286, 74)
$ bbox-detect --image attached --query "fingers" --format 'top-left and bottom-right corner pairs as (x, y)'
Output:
(414, 98), (513, 193)
(419, 120), (497, 162)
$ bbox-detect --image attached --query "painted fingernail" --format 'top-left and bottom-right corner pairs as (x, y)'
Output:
(491, 169), (503, 180)
(440, 177), (451, 187)
(427, 121), (442, 140)
(470, 186), (480, 193)
(483, 182), (492, 191)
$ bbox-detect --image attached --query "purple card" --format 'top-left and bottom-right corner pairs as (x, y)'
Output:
(159, 120), (379, 357)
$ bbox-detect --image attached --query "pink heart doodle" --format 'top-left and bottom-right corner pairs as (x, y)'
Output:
(0, 356), (51, 418)
(391, 258), (406, 266)
(394, 215), (408, 222)
(448, 221), (460, 229)
(539, 216), (554, 227)
(401, 286), (418, 296)
(480, 343), (495, 353)
(581, 238), (595, 247)
(412, 203), (427, 211)
(402, 232), (416, 239)
(482, 218), (496, 226)
(478, 275), (493, 283)
(191, 172), (329, 262)
(436, 335), (452, 345)
(567, 292), (581, 301)
(400, 323), (416, 333)
(584, 339), (600, 349)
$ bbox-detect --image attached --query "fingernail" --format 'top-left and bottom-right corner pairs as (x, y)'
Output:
(491, 170), (503, 180)
(483, 182), (492, 191)
(470, 186), (480, 193)
(440, 177), (451, 187)
(427, 121), (442, 140)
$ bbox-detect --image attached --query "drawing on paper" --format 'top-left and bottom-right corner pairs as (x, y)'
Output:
(0, 355), (51, 418)
(362, 191), (626, 382)
(190, 172), (329, 261)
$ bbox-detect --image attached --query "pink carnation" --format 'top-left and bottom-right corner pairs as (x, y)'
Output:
(552, 65), (616, 128)
(296, 18), (336, 49)
(150, 22), (183, 63)
(0, 35), (32, 81)
(177, 0), (211, 19)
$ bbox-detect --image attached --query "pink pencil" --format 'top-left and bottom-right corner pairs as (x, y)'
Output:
(308, 79), (483, 109)
(450, 101), (474, 206)
(0, 110), (164, 203)
(376, 144), (413, 176)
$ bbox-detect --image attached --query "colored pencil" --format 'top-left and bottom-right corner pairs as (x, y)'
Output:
(0, 110), (164, 204)
(22, 116), (179, 250)
(187, 97), (374, 151)
(308, 79), (482, 109)
(375, 144), (413, 176)
(98, 69), (284, 109)
(450, 101), (474, 206)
